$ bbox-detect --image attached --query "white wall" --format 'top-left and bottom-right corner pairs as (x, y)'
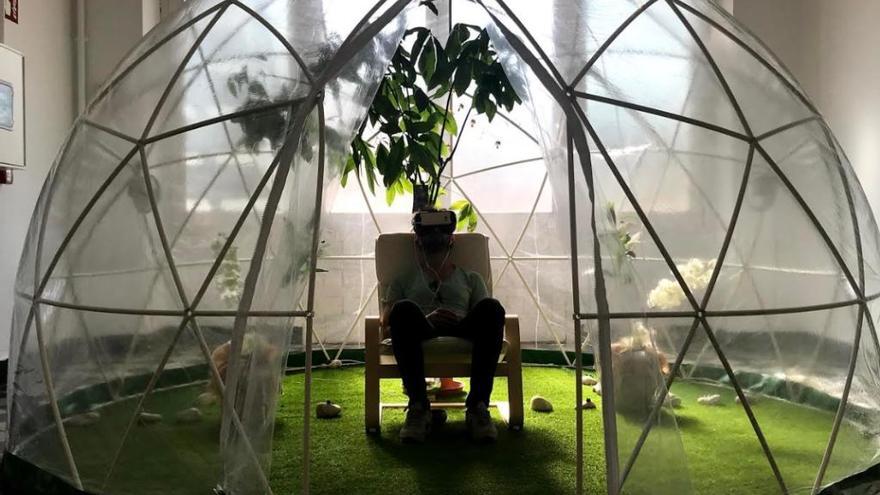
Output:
(732, 0), (880, 221)
(0, 0), (154, 361)
(0, 1), (77, 360)
(84, 0), (144, 101)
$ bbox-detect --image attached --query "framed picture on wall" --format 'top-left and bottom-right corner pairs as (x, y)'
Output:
(4, 0), (19, 24)
(0, 44), (24, 169)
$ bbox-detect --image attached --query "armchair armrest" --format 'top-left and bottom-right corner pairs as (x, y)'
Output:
(504, 315), (521, 364)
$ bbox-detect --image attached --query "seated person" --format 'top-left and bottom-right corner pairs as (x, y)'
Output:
(381, 209), (506, 443)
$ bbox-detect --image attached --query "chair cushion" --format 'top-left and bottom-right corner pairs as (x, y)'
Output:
(380, 336), (509, 364)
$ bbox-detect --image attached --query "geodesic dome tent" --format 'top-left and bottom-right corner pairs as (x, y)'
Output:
(6, 0), (880, 494)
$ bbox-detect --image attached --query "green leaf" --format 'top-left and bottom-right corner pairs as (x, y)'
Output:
(355, 138), (376, 169)
(364, 162), (378, 195)
(453, 60), (472, 96)
(385, 182), (397, 205)
(427, 39), (450, 91)
(408, 120), (434, 135)
(409, 142), (438, 179)
(401, 177), (414, 193)
(467, 209), (478, 232)
(390, 138), (406, 165)
(484, 100), (497, 121)
(418, 39), (437, 83)
(410, 28), (430, 65)
(419, 0), (439, 16)
(443, 111), (458, 136)
(413, 87), (431, 111)
(376, 143), (390, 174)
(606, 202), (617, 225)
(340, 155), (356, 188)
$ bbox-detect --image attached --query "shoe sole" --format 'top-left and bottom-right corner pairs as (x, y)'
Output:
(400, 423), (431, 444)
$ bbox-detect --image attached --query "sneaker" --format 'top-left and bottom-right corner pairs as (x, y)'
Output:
(399, 401), (431, 443)
(466, 402), (498, 442)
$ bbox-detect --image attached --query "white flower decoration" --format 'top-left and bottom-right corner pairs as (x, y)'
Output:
(647, 258), (717, 309)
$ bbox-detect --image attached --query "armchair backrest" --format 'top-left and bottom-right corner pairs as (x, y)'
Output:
(375, 233), (492, 314)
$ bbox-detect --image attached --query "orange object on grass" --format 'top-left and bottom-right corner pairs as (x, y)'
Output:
(438, 377), (465, 397)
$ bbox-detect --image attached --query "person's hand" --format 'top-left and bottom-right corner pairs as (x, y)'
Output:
(427, 308), (460, 329)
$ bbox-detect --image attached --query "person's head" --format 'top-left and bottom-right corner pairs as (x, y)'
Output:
(412, 208), (456, 255)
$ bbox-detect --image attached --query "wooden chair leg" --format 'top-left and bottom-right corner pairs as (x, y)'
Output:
(365, 317), (381, 434)
(505, 315), (524, 431)
(507, 367), (524, 431)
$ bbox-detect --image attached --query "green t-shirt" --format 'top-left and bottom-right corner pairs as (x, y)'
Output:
(383, 266), (489, 317)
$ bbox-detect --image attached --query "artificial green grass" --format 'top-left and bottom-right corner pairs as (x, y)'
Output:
(16, 366), (875, 495)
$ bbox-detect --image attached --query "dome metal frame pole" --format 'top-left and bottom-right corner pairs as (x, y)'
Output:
(477, 2), (623, 492)
(566, 121), (584, 495)
(219, 1), (413, 491)
(301, 95), (327, 495)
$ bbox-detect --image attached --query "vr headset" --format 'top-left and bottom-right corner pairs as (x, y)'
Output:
(412, 209), (457, 236)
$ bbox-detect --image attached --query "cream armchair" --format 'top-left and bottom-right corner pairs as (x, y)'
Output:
(364, 232), (524, 434)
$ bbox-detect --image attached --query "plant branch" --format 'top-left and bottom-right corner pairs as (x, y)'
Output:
(445, 102), (474, 169)
(431, 89), (456, 203)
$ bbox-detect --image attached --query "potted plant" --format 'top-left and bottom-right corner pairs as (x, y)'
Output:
(344, 2), (523, 230)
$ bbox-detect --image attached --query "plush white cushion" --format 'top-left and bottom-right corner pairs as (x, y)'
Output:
(380, 336), (509, 363)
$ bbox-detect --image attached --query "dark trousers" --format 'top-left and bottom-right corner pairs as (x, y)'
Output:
(389, 298), (505, 409)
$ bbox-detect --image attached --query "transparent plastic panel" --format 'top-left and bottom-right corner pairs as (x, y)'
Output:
(33, 124), (136, 291)
(834, 140), (880, 298)
(221, 4), (410, 490)
(38, 305), (116, 407)
(8, 301), (48, 450)
(102, 322), (222, 495)
(7, 294), (33, 410)
(706, 152), (856, 313)
(87, 15), (215, 139)
(484, 0), (653, 86)
(143, 116), (283, 311)
(578, 1), (745, 134)
(591, 147), (702, 316)
(13, 307), (192, 493)
(302, 0), (412, 341)
(679, 7), (814, 137)
(453, 176), (550, 256)
(674, 0), (808, 102)
(566, 147), (598, 318)
(45, 150), (184, 312)
(604, 317), (692, 495)
(450, 102), (544, 177)
(150, 3), (312, 138)
(822, 302), (880, 487)
(268, 339), (307, 493)
(759, 121), (859, 287)
(7, 314), (74, 483)
(508, 260), (572, 351)
(223, 317), (295, 495)
(512, 183), (571, 259)
(244, 108), (320, 315)
(584, 98), (751, 273)
(15, 175), (55, 297)
(670, 324), (783, 494)
(707, 305), (861, 492)
(99, 0), (227, 93)
(491, 259), (540, 349)
(247, 0), (395, 76)
(313, 259), (378, 346)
